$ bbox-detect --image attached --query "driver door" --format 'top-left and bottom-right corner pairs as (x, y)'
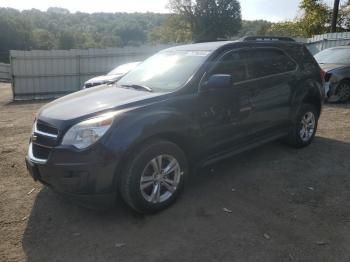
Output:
(197, 49), (254, 155)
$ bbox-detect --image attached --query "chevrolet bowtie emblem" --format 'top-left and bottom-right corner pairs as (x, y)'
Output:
(31, 134), (38, 142)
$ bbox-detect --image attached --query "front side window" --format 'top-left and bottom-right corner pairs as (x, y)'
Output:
(118, 50), (210, 92)
(210, 51), (248, 83)
(244, 49), (297, 79)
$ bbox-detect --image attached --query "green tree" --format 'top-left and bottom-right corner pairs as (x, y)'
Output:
(265, 21), (304, 37)
(298, 0), (330, 36)
(337, 1), (350, 30)
(99, 35), (123, 48)
(47, 7), (70, 15)
(148, 14), (192, 43)
(113, 22), (146, 46)
(0, 9), (32, 62)
(31, 29), (55, 49)
(261, 0), (331, 38)
(58, 31), (75, 49)
(169, 0), (241, 42)
(238, 20), (272, 37)
(0, 7), (168, 60)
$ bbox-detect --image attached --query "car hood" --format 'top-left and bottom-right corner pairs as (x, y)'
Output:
(319, 63), (349, 72)
(85, 74), (122, 84)
(38, 85), (164, 121)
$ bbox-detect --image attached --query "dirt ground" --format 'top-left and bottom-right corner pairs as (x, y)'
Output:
(0, 82), (350, 262)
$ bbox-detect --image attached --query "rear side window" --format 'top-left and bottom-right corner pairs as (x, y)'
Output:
(244, 49), (297, 79)
(210, 51), (248, 83)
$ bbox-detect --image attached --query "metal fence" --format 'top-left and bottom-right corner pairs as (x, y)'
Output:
(10, 45), (172, 100)
(306, 32), (350, 55)
(0, 63), (11, 82)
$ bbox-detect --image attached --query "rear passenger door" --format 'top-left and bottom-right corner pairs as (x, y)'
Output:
(241, 48), (297, 133)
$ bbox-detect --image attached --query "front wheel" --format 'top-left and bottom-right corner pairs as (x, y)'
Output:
(119, 140), (188, 214)
(286, 104), (319, 148)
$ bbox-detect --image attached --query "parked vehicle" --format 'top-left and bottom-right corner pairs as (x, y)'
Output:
(83, 62), (140, 89)
(26, 37), (323, 213)
(314, 46), (350, 102)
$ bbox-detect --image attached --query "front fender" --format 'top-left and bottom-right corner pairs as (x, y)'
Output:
(105, 106), (200, 157)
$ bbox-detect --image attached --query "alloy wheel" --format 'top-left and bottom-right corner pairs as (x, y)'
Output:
(299, 111), (316, 142)
(139, 154), (183, 204)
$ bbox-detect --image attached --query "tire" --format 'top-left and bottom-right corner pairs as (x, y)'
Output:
(286, 103), (319, 148)
(119, 140), (188, 214)
(336, 80), (350, 103)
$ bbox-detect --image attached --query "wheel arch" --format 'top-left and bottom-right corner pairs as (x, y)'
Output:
(112, 131), (196, 196)
(301, 91), (322, 116)
(111, 112), (200, 190)
(290, 81), (323, 122)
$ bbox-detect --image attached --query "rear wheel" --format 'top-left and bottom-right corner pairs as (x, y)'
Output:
(286, 104), (319, 148)
(336, 80), (350, 102)
(119, 140), (188, 214)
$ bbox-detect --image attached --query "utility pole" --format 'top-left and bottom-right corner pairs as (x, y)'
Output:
(331, 0), (340, 32)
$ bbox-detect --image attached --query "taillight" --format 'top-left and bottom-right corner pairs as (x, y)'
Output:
(320, 69), (326, 82)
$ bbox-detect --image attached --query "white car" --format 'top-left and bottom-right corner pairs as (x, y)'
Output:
(83, 62), (140, 89)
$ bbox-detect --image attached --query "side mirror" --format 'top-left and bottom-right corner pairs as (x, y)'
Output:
(200, 74), (232, 92)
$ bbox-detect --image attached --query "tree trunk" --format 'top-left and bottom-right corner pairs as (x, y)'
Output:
(331, 0), (340, 32)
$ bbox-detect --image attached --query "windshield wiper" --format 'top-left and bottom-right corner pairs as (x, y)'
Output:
(120, 84), (153, 92)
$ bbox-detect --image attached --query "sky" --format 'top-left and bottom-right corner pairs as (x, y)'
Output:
(0, 0), (346, 22)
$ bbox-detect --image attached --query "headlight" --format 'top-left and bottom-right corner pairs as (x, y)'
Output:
(61, 112), (115, 149)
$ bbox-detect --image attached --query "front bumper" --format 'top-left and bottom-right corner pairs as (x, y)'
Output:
(325, 82), (341, 102)
(25, 143), (119, 209)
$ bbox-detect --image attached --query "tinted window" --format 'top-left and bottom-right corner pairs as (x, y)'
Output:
(244, 49), (297, 79)
(211, 51), (247, 83)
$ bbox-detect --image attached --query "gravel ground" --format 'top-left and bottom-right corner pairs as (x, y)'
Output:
(0, 83), (350, 262)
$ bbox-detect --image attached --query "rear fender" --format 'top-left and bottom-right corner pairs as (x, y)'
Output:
(290, 79), (323, 122)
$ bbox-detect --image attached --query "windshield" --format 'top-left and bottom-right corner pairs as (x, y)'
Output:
(107, 62), (141, 75)
(314, 48), (350, 64)
(118, 50), (210, 92)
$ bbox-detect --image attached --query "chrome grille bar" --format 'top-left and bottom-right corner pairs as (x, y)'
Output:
(28, 143), (47, 164)
(34, 121), (58, 139)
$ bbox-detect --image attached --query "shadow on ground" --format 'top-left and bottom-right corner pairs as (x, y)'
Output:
(22, 137), (350, 262)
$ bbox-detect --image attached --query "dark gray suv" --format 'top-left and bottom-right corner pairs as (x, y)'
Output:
(26, 37), (324, 213)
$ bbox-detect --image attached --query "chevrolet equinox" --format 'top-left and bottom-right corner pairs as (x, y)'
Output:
(26, 37), (324, 213)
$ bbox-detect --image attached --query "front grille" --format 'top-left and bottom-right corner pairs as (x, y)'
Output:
(36, 121), (59, 136)
(32, 144), (51, 159)
(31, 120), (59, 160)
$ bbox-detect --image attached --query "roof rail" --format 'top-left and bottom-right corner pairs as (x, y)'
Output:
(241, 36), (296, 42)
(194, 38), (229, 43)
